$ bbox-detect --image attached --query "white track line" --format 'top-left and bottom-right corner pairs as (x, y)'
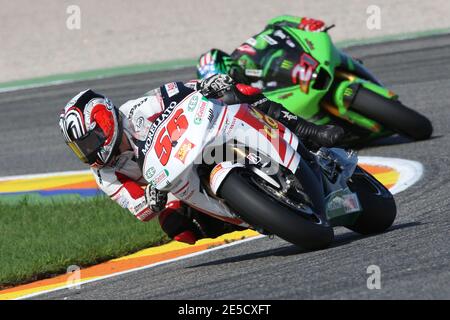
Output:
(16, 235), (266, 300)
(0, 80), (77, 94)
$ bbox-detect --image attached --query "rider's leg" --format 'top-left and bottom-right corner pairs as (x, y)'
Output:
(262, 100), (344, 148)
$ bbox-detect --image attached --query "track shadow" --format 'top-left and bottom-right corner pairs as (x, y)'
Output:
(187, 221), (422, 268)
(331, 221), (423, 247)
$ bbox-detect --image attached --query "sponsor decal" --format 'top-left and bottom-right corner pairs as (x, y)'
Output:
(134, 200), (147, 213)
(291, 53), (319, 94)
(187, 95), (199, 112)
(117, 195), (129, 209)
(194, 101), (208, 125)
(344, 88), (354, 97)
(266, 81), (277, 87)
(262, 35), (278, 45)
(164, 82), (179, 98)
(183, 190), (195, 201)
(111, 155), (128, 171)
(208, 162), (245, 194)
(250, 80), (264, 89)
(151, 169), (169, 187)
(326, 191), (361, 219)
(175, 139), (195, 164)
(247, 153), (261, 165)
(128, 97), (148, 119)
(145, 167), (156, 180)
(342, 193), (361, 213)
(278, 92), (293, 100)
(244, 69), (263, 77)
(136, 116), (144, 130)
(245, 37), (257, 46)
(174, 183), (193, 200)
(281, 110), (298, 121)
(281, 60), (293, 70)
(237, 44), (256, 56)
(305, 38), (315, 51)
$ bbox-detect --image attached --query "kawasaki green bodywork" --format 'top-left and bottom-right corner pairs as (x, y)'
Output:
(197, 16), (402, 143)
(261, 19), (397, 140)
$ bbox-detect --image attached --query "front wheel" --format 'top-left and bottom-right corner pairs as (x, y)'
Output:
(351, 87), (433, 141)
(346, 166), (397, 235)
(219, 169), (334, 250)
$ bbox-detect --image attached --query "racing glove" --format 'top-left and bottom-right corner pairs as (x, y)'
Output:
(145, 184), (168, 213)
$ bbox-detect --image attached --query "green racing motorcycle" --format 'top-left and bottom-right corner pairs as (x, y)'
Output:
(197, 15), (433, 147)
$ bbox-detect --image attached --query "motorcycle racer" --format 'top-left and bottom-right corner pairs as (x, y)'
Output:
(198, 15), (433, 146)
(59, 74), (344, 245)
(197, 15), (327, 87)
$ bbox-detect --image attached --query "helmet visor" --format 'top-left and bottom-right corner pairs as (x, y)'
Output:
(66, 126), (106, 164)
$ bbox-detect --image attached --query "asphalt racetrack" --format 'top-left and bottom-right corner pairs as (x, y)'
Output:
(1, 35), (449, 299)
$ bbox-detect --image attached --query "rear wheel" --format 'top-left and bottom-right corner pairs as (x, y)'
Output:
(351, 87), (433, 140)
(220, 169), (334, 250)
(346, 166), (397, 235)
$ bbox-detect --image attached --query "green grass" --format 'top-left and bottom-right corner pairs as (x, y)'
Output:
(0, 196), (168, 288)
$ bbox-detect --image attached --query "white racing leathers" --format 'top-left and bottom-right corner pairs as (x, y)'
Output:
(91, 81), (198, 222)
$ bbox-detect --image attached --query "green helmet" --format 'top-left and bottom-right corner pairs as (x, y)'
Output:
(197, 49), (248, 84)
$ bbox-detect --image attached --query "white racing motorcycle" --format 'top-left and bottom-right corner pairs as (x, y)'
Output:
(140, 90), (397, 250)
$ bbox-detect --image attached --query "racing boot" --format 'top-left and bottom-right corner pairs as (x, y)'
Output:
(158, 200), (245, 245)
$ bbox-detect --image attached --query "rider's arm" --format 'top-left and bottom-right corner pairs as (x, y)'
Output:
(198, 74), (343, 147)
(91, 166), (157, 222)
